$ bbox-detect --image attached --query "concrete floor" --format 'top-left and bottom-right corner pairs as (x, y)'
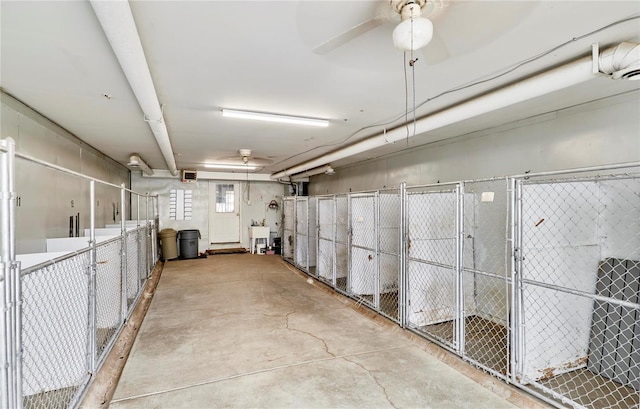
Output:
(110, 254), (533, 408)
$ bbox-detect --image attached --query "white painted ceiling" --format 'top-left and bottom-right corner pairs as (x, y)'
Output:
(1, 1), (639, 176)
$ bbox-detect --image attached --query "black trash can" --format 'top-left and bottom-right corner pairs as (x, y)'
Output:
(178, 229), (201, 259)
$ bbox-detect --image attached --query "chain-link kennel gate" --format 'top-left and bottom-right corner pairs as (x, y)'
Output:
(346, 190), (401, 322)
(459, 179), (512, 379)
(282, 197), (295, 264)
(316, 196), (336, 286)
(294, 197), (317, 276)
(514, 170), (640, 409)
(335, 195), (349, 293)
(405, 183), (466, 351)
(349, 193), (379, 310)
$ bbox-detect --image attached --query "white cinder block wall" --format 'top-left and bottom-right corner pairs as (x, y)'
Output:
(309, 91), (640, 194)
(1, 92), (130, 254)
(130, 175), (286, 252)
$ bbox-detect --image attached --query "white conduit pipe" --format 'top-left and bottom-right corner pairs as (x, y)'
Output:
(90, 0), (178, 176)
(271, 41), (640, 180)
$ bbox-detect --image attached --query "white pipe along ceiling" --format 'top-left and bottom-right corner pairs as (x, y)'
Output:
(271, 41), (640, 180)
(90, 0), (179, 177)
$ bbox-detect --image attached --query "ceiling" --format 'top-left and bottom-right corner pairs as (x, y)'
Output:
(1, 1), (639, 176)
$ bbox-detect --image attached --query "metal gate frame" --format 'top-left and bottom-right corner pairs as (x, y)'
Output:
(316, 195), (336, 286)
(404, 182), (464, 354)
(511, 168), (640, 408)
(349, 192), (380, 309)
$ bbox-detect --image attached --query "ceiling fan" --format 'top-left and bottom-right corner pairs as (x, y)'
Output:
(307, 0), (537, 65)
(204, 149), (272, 171)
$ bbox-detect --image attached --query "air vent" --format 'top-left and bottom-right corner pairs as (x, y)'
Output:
(181, 170), (197, 183)
(618, 69), (640, 80)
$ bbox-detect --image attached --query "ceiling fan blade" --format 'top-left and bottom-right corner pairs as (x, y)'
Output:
(312, 17), (386, 55)
(421, 28), (450, 65)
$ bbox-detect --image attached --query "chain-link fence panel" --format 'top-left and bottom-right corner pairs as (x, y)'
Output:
(146, 224), (153, 276)
(295, 198), (309, 273)
(282, 198), (295, 263)
(517, 172), (640, 408)
(137, 226), (147, 289)
(317, 197), (335, 285)
(406, 185), (460, 350)
(126, 229), (140, 312)
(308, 198), (317, 276)
(349, 193), (377, 308)
(461, 179), (511, 378)
(379, 190), (400, 322)
(95, 238), (123, 361)
(335, 195), (349, 292)
(21, 252), (90, 409)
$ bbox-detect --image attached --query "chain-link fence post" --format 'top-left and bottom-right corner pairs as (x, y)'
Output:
(399, 182), (407, 328)
(136, 195), (144, 287)
(0, 137), (19, 408)
(509, 177), (519, 383)
(455, 184), (465, 355)
(153, 195), (159, 265)
(374, 191), (381, 310)
(87, 181), (97, 375)
(146, 194), (151, 277)
(332, 196), (338, 287)
(346, 194), (352, 296)
(120, 184), (128, 322)
(514, 178), (525, 382)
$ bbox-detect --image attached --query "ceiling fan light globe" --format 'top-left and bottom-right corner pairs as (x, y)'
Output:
(392, 17), (433, 51)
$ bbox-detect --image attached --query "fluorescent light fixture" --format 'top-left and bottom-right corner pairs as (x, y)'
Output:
(204, 163), (258, 170)
(221, 109), (329, 127)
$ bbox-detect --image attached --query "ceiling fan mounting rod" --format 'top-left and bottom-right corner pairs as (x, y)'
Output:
(390, 0), (426, 15)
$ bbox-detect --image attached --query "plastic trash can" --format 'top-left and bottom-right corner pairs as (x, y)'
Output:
(178, 229), (201, 259)
(159, 228), (178, 260)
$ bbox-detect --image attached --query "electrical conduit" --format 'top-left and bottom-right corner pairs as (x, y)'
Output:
(271, 41), (640, 180)
(90, 0), (178, 176)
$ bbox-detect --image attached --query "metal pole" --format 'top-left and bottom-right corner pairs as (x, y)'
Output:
(153, 195), (159, 263)
(332, 196), (337, 288)
(510, 178), (527, 382)
(146, 195), (150, 276)
(309, 198), (313, 274)
(455, 184), (465, 354)
(374, 192), (380, 310)
(120, 184), (128, 321)
(399, 183), (407, 328)
(346, 194), (352, 294)
(515, 179), (525, 379)
(136, 195), (143, 290)
(315, 197), (320, 278)
(0, 138), (17, 408)
(87, 180), (97, 373)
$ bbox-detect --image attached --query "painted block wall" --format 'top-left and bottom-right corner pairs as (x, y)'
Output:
(130, 174), (286, 252)
(309, 91), (640, 195)
(1, 93), (130, 254)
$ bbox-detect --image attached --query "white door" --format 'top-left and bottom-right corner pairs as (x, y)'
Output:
(209, 182), (240, 245)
